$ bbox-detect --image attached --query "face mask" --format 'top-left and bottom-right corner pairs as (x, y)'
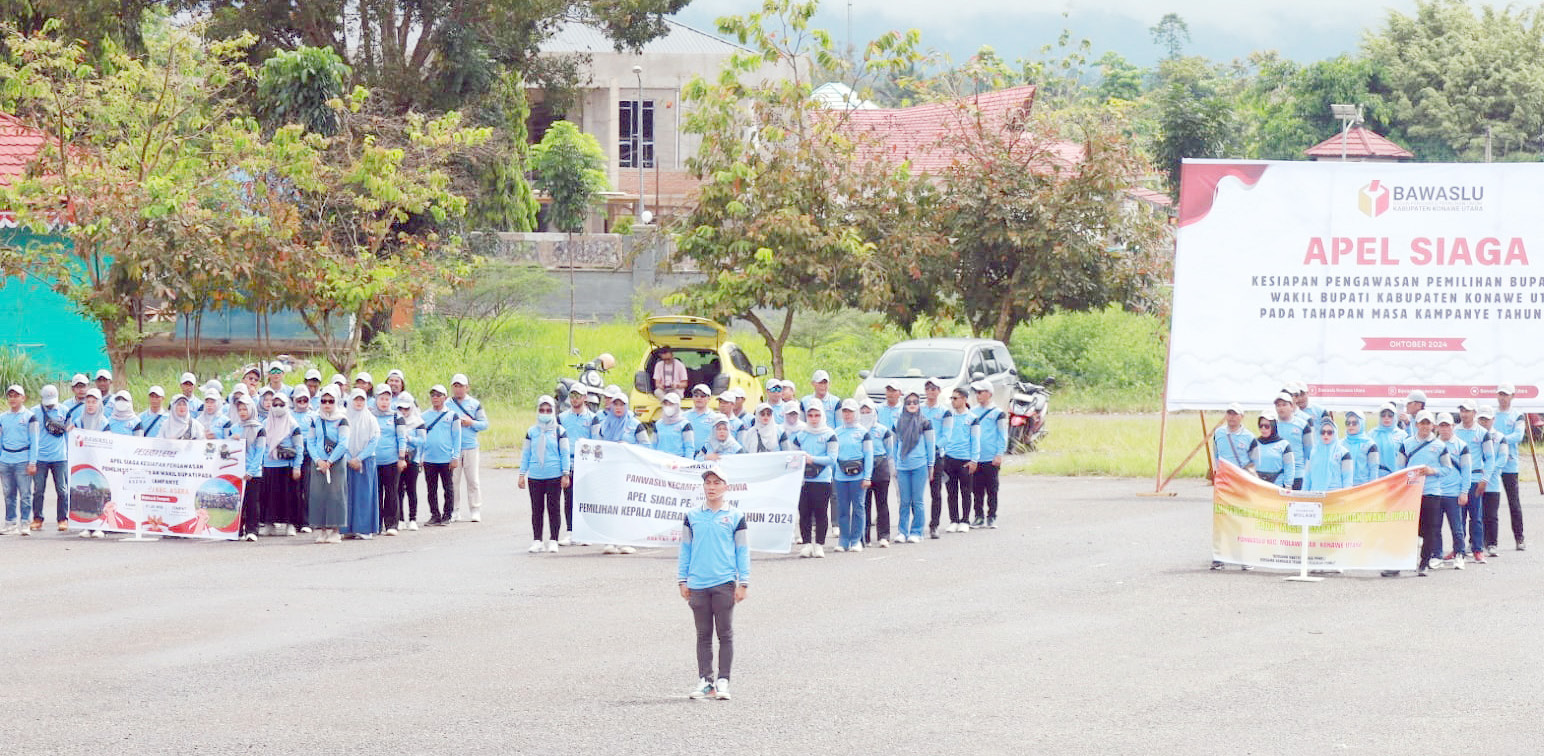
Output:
(663, 405), (679, 418)
(272, 406), (287, 418)
(859, 412), (876, 429)
(537, 413), (555, 426)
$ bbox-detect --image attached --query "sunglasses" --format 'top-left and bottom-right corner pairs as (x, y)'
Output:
(905, 400), (920, 405)
(319, 398), (335, 404)
(1320, 430), (1335, 436)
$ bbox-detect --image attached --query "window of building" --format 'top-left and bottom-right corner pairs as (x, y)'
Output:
(620, 100), (655, 169)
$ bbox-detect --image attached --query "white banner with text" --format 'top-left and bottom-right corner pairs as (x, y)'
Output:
(67, 429), (247, 539)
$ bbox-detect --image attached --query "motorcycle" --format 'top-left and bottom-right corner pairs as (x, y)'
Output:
(554, 353), (615, 412)
(1008, 377), (1053, 454)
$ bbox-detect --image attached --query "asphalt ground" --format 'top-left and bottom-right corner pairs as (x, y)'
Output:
(3, 457), (1543, 755)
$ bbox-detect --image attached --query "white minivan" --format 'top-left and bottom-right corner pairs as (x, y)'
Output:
(855, 338), (1018, 412)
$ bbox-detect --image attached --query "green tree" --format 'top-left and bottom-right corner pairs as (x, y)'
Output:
(468, 71), (539, 232)
(0, 0), (160, 57)
(1094, 51), (1144, 103)
(256, 44), (350, 136)
(1150, 13), (1190, 60)
(1151, 56), (1240, 195)
(1235, 52), (1393, 160)
(1364, 0), (1544, 160)
(530, 120), (608, 233)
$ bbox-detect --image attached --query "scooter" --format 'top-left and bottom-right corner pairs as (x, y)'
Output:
(554, 353), (615, 411)
(1008, 378), (1052, 453)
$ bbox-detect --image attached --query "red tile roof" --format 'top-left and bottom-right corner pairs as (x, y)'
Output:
(1303, 126), (1414, 159)
(0, 112), (50, 188)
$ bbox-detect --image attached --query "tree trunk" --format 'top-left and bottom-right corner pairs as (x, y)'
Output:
(992, 265), (1029, 344)
(100, 317), (130, 392)
(742, 308), (796, 380)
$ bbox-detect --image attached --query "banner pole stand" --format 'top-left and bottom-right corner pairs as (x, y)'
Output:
(1530, 431), (1543, 495)
(1140, 332), (1178, 497)
(119, 517), (159, 543)
(1283, 524), (1322, 582)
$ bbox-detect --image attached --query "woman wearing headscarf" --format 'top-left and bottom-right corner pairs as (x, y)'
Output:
(341, 388), (380, 539)
(261, 394), (305, 537)
(197, 390), (230, 439)
(739, 403), (786, 453)
(892, 392), (936, 544)
(860, 398), (896, 548)
(371, 388), (407, 536)
(831, 399), (874, 553)
(792, 401), (839, 558)
(780, 403), (804, 437)
(1253, 413), (1296, 488)
(1304, 419), (1353, 492)
(288, 386), (316, 534)
(307, 386), (351, 543)
(1341, 410), (1380, 486)
(106, 391), (143, 436)
(590, 389), (645, 554)
(519, 395), (570, 554)
(71, 389), (109, 538)
(696, 417), (743, 460)
(397, 392), (426, 530)
(233, 396), (265, 542)
(652, 392), (696, 458)
(157, 395), (206, 441)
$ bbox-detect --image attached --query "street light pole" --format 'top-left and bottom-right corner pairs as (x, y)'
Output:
(1330, 103), (1362, 162)
(632, 65), (645, 222)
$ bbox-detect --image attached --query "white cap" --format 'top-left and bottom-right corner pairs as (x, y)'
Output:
(1379, 401), (1399, 415)
(839, 398), (859, 412)
(291, 387), (310, 401)
(429, 384), (448, 396)
(348, 388), (367, 401)
(147, 385), (165, 397)
(1406, 390), (1428, 404)
(971, 380), (993, 394)
(4, 384), (22, 396)
(802, 398), (824, 413)
(304, 368), (323, 381)
(536, 395), (556, 410)
(662, 392), (681, 405)
(780, 380), (796, 391)
(70, 373), (87, 386)
(783, 404), (801, 416)
(268, 360), (287, 374)
(179, 372), (196, 385)
(396, 395), (415, 409)
(1415, 410), (1435, 424)
(386, 369), (405, 382)
(1498, 383), (1516, 395)
(39, 385), (57, 406)
(884, 380), (902, 391)
(1456, 401), (1477, 412)
(354, 372), (373, 384)
(812, 369), (830, 383)
(451, 373), (469, 386)
(94, 369), (111, 380)
(203, 389), (222, 401)
(1226, 402), (1244, 415)
(203, 380), (222, 393)
(728, 388), (745, 400)
(766, 378), (781, 392)
(1435, 411), (1454, 426)
(85, 388), (101, 400)
(691, 383), (711, 396)
(700, 465), (728, 483)
(1273, 392), (1294, 404)
(329, 374), (347, 385)
(231, 384), (249, 396)
(1479, 407), (1496, 420)
(717, 392), (735, 403)
(244, 365), (261, 377)
(113, 390), (132, 402)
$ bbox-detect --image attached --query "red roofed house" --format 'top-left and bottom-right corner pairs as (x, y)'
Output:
(0, 112), (106, 372)
(1303, 126), (1414, 162)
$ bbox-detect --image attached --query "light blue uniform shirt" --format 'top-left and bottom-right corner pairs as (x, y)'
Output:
(794, 428), (838, 483)
(939, 409), (980, 461)
(1212, 427), (1258, 469)
(139, 410), (167, 439)
(0, 408), (38, 465)
(558, 407), (596, 459)
(1484, 428), (1509, 490)
(893, 419), (936, 472)
(683, 408), (717, 449)
(520, 424), (571, 480)
(1255, 438), (1294, 485)
(307, 416), (352, 465)
(802, 393), (840, 419)
(652, 418), (696, 459)
(974, 405), (1008, 462)
(677, 505), (750, 589)
(33, 404), (67, 463)
(1369, 424), (1407, 476)
(1397, 433), (1453, 496)
(1437, 438), (1470, 497)
(1277, 412), (1311, 482)
(1454, 424), (1490, 489)
(832, 424), (873, 483)
(420, 407), (463, 464)
(262, 423), (305, 470)
(1495, 409), (1525, 474)
(875, 401), (904, 432)
(592, 412), (648, 445)
(373, 410), (407, 464)
(448, 395), (488, 450)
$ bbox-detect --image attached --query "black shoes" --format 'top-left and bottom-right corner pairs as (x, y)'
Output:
(928, 527), (939, 539)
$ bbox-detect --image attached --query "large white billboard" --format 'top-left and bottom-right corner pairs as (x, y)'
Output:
(1169, 159), (1544, 411)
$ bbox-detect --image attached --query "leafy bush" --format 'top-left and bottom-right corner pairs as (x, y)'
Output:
(1010, 306), (1165, 405)
(0, 350), (59, 399)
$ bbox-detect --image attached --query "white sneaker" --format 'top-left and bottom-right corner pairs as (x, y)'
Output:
(299, 526), (312, 534)
(852, 542), (863, 552)
(832, 544), (846, 553)
(1428, 557), (1442, 570)
(799, 543), (813, 558)
(547, 540), (560, 553)
(360, 533), (373, 540)
(258, 524), (272, 537)
(908, 535), (922, 544)
(812, 544), (825, 558)
(384, 528), (398, 536)
(91, 529), (104, 538)
(619, 546), (636, 554)
(315, 530), (328, 544)
(284, 524), (296, 536)
(528, 540), (544, 553)
(602, 544), (620, 555)
(18, 527), (30, 537)
(713, 678), (731, 700)
(469, 508), (482, 523)
(243, 533), (258, 542)
(1454, 553), (1465, 570)
(407, 521), (419, 531)
(959, 522), (971, 532)
(689, 677), (714, 699)
(79, 529), (92, 539)
(0, 521), (18, 535)
(326, 530), (343, 544)
(557, 537), (573, 547)
(877, 539), (889, 548)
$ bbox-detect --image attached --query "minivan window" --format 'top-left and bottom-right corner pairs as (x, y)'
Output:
(873, 348), (963, 379)
(982, 349), (1001, 375)
(967, 350), (988, 379)
(729, 346), (753, 374)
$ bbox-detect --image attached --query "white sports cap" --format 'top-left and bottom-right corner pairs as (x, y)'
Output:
(1435, 411), (1454, 426)
(304, 368), (323, 381)
(1415, 410), (1435, 424)
(179, 372), (196, 385)
(1226, 402), (1244, 415)
(429, 384), (448, 396)
(451, 373), (469, 386)
(1498, 383), (1516, 395)
(812, 370), (831, 383)
(95, 369), (112, 380)
(147, 385), (165, 397)
(1406, 390), (1428, 404)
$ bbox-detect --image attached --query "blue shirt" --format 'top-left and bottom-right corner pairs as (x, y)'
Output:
(833, 424), (873, 482)
(592, 411), (648, 445)
(307, 416), (351, 465)
(683, 408), (717, 449)
(558, 407), (597, 458)
(1277, 412), (1311, 481)
(139, 410), (167, 439)
(802, 393), (840, 419)
(1454, 424), (1490, 489)
(974, 406), (1008, 462)
(420, 407), (464, 464)
(1255, 438), (1294, 484)
(1397, 433), (1453, 496)
(1495, 409), (1526, 474)
(373, 410), (407, 463)
(33, 405), (67, 463)
(1484, 428), (1509, 490)
(448, 395), (488, 450)
(0, 408), (38, 465)
(875, 401), (904, 432)
(893, 419), (936, 472)
(652, 418), (696, 459)
(262, 423), (305, 470)
(939, 408), (980, 461)
(868, 423), (895, 460)
(794, 428), (838, 483)
(1341, 431), (1379, 485)
(677, 505), (750, 589)
(1212, 427), (1258, 469)
(1368, 424), (1407, 476)
(1437, 438), (1470, 497)
(520, 423), (571, 480)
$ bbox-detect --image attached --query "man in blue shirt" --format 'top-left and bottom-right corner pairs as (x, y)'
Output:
(677, 465), (748, 702)
(971, 381), (1008, 529)
(0, 385), (38, 535)
(938, 387), (980, 535)
(557, 388), (596, 546)
(448, 373), (488, 522)
(1493, 383), (1526, 550)
(31, 385), (69, 532)
(421, 385), (464, 526)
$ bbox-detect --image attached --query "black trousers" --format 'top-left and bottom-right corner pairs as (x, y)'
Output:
(424, 462), (454, 520)
(529, 476), (562, 540)
(297, 458), (311, 528)
(928, 457), (944, 528)
(1419, 494), (1443, 566)
(1483, 490), (1502, 549)
(377, 462), (401, 530)
(972, 463), (1000, 519)
(399, 461), (420, 521)
(864, 459), (892, 541)
(942, 457), (972, 523)
(563, 474), (575, 532)
(799, 481), (832, 545)
(260, 468), (299, 527)
(240, 478), (262, 537)
(689, 581), (736, 681)
(1501, 472), (1526, 543)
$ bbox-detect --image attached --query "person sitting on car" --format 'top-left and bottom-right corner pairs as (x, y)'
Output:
(652, 347), (689, 399)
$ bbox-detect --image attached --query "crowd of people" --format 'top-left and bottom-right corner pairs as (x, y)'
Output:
(0, 362), (489, 543)
(1211, 381), (1529, 576)
(520, 365), (1010, 556)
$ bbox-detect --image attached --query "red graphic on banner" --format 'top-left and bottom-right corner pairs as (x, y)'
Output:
(1311, 384), (1537, 400)
(1361, 337), (1466, 352)
(1178, 163), (1270, 227)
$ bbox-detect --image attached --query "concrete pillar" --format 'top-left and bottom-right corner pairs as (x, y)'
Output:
(607, 78), (620, 191)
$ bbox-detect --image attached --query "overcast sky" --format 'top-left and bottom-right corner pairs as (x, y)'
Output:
(676, 0), (1423, 67)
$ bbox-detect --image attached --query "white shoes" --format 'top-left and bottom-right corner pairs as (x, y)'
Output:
(909, 535), (922, 543)
(407, 521), (419, 531)
(602, 544), (620, 555)
(799, 543), (813, 558)
(713, 678), (731, 700)
(0, 521), (18, 535)
(91, 529), (105, 538)
(851, 542), (863, 552)
(315, 530), (329, 544)
(689, 677), (714, 699)
(242, 533), (258, 542)
(547, 540), (560, 553)
(558, 537), (573, 547)
(529, 540), (544, 553)
(1454, 553), (1465, 570)
(959, 522), (970, 532)
(258, 524), (271, 537)
(877, 538), (889, 548)
(832, 544), (846, 553)
(299, 526), (312, 534)
(79, 529), (92, 539)
(619, 546), (636, 554)
(360, 533), (373, 540)
(812, 544), (825, 558)
(384, 528), (398, 536)
(469, 508), (482, 523)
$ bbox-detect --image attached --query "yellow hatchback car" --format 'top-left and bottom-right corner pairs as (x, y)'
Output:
(629, 316), (768, 423)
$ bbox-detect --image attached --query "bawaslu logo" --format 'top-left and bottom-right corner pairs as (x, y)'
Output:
(1358, 178), (1485, 217)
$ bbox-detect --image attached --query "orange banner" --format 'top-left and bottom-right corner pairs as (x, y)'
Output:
(1213, 460), (1422, 571)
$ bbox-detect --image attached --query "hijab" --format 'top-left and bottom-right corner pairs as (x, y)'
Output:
(804, 400), (829, 433)
(781, 405), (804, 435)
(858, 399), (877, 430)
(345, 388), (379, 456)
(1257, 416), (1281, 445)
(657, 393), (686, 427)
(162, 395), (198, 440)
(897, 392), (925, 456)
(77, 388), (105, 431)
(109, 391), (138, 424)
(702, 418), (737, 455)
(315, 385), (343, 422)
(397, 392), (424, 429)
(371, 387), (395, 418)
(265, 394), (299, 453)
(532, 395), (558, 464)
(751, 402), (780, 452)
(598, 396), (632, 441)
(236, 397), (263, 447)
(1307, 420), (1349, 489)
